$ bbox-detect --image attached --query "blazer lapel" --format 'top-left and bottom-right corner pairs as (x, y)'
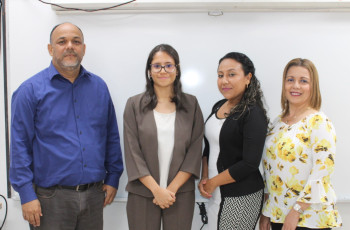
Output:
(142, 108), (160, 183)
(168, 107), (185, 184)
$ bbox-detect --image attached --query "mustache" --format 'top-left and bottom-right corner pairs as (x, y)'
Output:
(63, 51), (77, 57)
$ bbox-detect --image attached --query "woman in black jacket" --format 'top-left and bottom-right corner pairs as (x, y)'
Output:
(198, 52), (268, 230)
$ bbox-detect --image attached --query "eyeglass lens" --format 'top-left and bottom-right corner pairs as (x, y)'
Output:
(151, 64), (176, 73)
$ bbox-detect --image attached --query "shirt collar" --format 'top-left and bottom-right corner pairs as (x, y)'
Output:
(48, 62), (91, 81)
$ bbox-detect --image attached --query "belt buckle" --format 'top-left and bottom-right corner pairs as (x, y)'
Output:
(76, 185), (80, 191)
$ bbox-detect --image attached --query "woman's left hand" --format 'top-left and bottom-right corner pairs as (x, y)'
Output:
(203, 178), (217, 195)
(282, 209), (300, 230)
(198, 178), (211, 198)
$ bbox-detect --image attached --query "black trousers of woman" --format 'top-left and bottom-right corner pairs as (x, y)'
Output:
(271, 222), (331, 230)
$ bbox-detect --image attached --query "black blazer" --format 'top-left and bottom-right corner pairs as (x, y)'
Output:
(203, 99), (267, 197)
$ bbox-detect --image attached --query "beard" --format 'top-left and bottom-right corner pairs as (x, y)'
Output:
(56, 51), (82, 71)
(61, 59), (81, 70)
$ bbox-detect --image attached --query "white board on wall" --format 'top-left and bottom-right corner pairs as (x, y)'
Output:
(50, 0), (350, 12)
(6, 0), (350, 202)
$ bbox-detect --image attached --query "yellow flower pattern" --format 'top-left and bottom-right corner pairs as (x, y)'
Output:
(286, 177), (304, 196)
(261, 112), (342, 228)
(277, 138), (296, 162)
(270, 175), (284, 196)
(314, 139), (331, 153)
(299, 214), (312, 227)
(266, 145), (276, 160)
(296, 133), (310, 147)
(289, 166), (299, 175)
(309, 114), (323, 129)
(272, 207), (284, 220)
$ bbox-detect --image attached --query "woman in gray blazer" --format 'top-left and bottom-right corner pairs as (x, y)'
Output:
(123, 44), (204, 230)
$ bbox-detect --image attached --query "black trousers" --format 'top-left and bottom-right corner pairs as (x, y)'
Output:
(271, 222), (331, 230)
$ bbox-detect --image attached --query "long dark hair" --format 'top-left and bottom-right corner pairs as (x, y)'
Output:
(142, 44), (184, 111)
(218, 52), (268, 123)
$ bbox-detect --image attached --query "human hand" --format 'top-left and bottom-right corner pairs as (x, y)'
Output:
(166, 184), (179, 195)
(282, 209), (299, 230)
(22, 199), (42, 227)
(102, 184), (117, 207)
(152, 187), (175, 209)
(198, 178), (212, 198)
(259, 214), (271, 230)
(203, 178), (217, 196)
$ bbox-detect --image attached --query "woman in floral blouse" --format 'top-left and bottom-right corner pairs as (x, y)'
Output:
(259, 58), (342, 230)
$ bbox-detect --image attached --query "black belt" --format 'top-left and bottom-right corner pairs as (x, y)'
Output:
(54, 181), (103, 192)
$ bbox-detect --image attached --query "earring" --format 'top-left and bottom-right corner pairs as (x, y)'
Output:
(246, 84), (249, 89)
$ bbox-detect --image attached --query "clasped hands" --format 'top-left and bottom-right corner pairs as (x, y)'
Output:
(198, 178), (217, 199)
(152, 187), (176, 209)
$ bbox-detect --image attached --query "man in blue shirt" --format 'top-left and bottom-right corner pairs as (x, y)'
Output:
(10, 22), (124, 229)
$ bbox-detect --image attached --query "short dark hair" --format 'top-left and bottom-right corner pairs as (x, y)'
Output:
(49, 22), (84, 44)
(142, 44), (184, 111)
(218, 52), (268, 122)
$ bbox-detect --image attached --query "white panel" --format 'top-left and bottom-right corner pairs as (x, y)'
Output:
(5, 0), (350, 229)
(50, 0), (350, 12)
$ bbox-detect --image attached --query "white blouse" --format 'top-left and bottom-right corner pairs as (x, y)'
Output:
(262, 112), (342, 228)
(206, 114), (225, 204)
(154, 110), (176, 188)
(204, 114), (225, 230)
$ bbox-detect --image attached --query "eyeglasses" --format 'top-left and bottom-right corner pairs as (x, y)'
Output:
(150, 64), (177, 73)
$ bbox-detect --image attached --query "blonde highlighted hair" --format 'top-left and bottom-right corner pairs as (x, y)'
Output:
(281, 58), (322, 118)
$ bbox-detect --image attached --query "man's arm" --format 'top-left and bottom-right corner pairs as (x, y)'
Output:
(103, 90), (124, 205)
(10, 83), (42, 225)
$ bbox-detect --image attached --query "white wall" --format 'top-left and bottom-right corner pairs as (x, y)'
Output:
(1, 0), (350, 229)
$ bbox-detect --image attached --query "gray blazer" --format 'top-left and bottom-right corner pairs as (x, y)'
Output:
(123, 93), (204, 197)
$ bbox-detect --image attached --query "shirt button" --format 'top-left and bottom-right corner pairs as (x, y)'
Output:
(76, 115), (80, 119)
(80, 131), (82, 135)
(74, 99), (77, 103)
(84, 164), (87, 167)
(83, 148), (85, 151)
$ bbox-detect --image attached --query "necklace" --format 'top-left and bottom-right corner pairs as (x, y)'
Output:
(284, 107), (311, 125)
(217, 101), (236, 118)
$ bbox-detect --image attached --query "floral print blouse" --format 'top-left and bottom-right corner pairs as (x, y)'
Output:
(262, 112), (342, 228)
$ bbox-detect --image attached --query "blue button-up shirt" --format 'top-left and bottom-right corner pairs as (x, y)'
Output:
(10, 63), (124, 204)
